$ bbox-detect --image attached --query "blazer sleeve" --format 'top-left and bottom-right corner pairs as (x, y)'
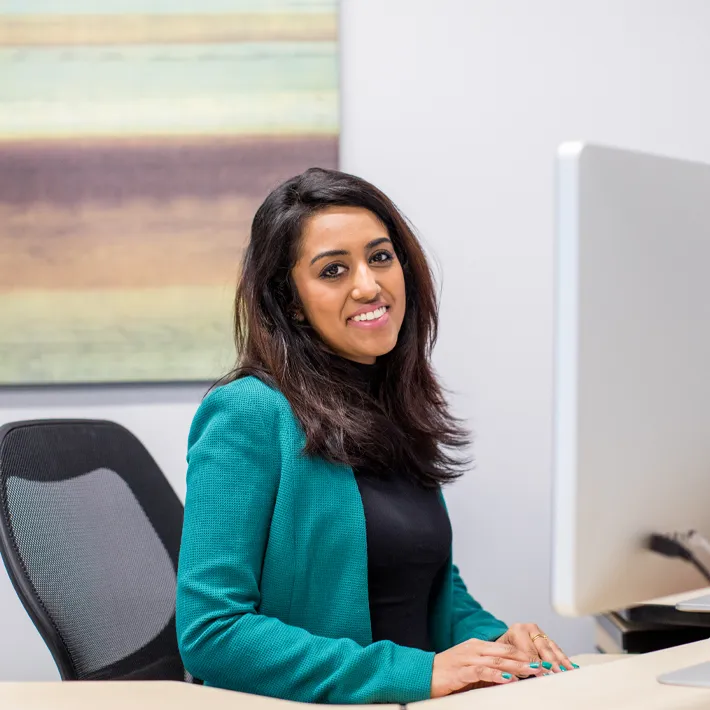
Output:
(450, 563), (508, 646)
(176, 382), (435, 705)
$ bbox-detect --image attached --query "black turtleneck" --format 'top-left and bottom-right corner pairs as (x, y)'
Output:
(347, 359), (453, 652)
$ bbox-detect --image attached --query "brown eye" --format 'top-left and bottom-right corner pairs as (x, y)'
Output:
(370, 250), (394, 264)
(320, 263), (346, 279)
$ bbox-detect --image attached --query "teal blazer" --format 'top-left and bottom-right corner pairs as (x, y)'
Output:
(176, 376), (507, 704)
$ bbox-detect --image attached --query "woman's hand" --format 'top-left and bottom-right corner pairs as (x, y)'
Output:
(430, 637), (545, 698)
(495, 623), (577, 673)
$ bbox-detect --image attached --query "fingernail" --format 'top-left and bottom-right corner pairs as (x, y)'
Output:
(560, 667), (567, 672)
(502, 673), (512, 680)
(544, 672), (552, 676)
(572, 663), (580, 669)
(529, 662), (540, 669)
(542, 662), (553, 670)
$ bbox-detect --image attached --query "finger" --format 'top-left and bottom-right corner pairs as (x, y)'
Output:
(547, 638), (576, 671)
(478, 641), (536, 664)
(522, 625), (561, 672)
(506, 627), (543, 666)
(463, 665), (519, 686)
(533, 637), (565, 672)
(477, 656), (544, 678)
(462, 640), (544, 676)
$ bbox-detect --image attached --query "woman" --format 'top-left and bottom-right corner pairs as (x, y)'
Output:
(176, 168), (576, 704)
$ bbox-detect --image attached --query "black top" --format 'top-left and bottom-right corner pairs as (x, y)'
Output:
(347, 360), (453, 652)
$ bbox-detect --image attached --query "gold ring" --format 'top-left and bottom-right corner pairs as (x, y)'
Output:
(531, 633), (548, 643)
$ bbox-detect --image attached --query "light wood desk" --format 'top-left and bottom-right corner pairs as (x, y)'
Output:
(416, 642), (710, 709)
(1, 643), (709, 710)
(0, 680), (389, 710)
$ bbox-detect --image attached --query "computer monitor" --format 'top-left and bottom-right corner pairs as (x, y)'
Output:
(552, 142), (710, 687)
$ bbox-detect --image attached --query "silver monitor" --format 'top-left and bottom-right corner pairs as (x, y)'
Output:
(552, 142), (710, 688)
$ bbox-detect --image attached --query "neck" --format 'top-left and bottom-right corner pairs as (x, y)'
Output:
(342, 355), (377, 365)
(335, 356), (383, 397)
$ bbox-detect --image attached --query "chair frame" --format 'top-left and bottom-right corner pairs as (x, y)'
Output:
(0, 420), (86, 679)
(0, 418), (185, 681)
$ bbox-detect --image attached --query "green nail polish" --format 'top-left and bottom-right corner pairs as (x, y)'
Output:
(560, 667), (567, 672)
(529, 662), (540, 669)
(572, 663), (580, 669)
(544, 672), (552, 676)
(502, 673), (512, 680)
(542, 661), (553, 670)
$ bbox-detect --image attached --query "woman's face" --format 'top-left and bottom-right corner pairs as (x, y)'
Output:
(291, 206), (406, 364)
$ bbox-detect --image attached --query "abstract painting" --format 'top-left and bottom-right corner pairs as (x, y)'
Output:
(0, 0), (338, 385)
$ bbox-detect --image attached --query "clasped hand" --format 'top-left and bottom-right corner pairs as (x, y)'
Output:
(431, 623), (577, 697)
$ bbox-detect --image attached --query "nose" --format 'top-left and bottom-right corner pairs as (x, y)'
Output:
(351, 262), (380, 301)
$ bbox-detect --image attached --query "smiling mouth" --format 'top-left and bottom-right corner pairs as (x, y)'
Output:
(348, 305), (390, 323)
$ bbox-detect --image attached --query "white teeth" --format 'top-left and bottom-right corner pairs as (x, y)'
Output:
(352, 306), (387, 322)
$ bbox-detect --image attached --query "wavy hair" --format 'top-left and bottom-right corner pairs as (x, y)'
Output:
(218, 167), (470, 487)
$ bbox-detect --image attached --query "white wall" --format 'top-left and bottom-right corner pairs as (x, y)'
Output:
(3, 0), (710, 680)
(340, 0), (710, 655)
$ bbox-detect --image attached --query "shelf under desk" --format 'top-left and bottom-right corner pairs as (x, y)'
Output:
(622, 587), (710, 627)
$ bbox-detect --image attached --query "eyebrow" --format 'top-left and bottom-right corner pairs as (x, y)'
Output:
(309, 237), (392, 266)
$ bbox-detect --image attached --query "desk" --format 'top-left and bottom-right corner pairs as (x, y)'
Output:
(416, 641), (710, 709)
(1, 644), (709, 710)
(0, 680), (383, 710)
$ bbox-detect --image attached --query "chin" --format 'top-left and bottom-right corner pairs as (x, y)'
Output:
(362, 340), (397, 360)
(337, 332), (399, 362)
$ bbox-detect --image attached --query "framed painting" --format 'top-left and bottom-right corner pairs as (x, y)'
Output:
(0, 0), (338, 385)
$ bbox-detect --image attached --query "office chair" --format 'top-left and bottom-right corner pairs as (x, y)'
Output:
(0, 419), (186, 681)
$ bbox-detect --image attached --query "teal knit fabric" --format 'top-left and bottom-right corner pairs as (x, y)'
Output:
(176, 376), (507, 704)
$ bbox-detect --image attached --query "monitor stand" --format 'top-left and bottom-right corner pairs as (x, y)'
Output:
(658, 661), (710, 688)
(650, 531), (710, 688)
(676, 593), (710, 612)
(657, 594), (710, 687)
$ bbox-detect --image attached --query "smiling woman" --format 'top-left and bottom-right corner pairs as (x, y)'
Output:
(175, 168), (575, 704)
(290, 206), (406, 364)
(221, 167), (456, 484)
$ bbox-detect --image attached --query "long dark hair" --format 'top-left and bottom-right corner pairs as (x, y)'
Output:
(220, 167), (470, 487)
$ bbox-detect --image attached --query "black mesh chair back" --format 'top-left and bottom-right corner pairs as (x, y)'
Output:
(0, 419), (185, 681)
